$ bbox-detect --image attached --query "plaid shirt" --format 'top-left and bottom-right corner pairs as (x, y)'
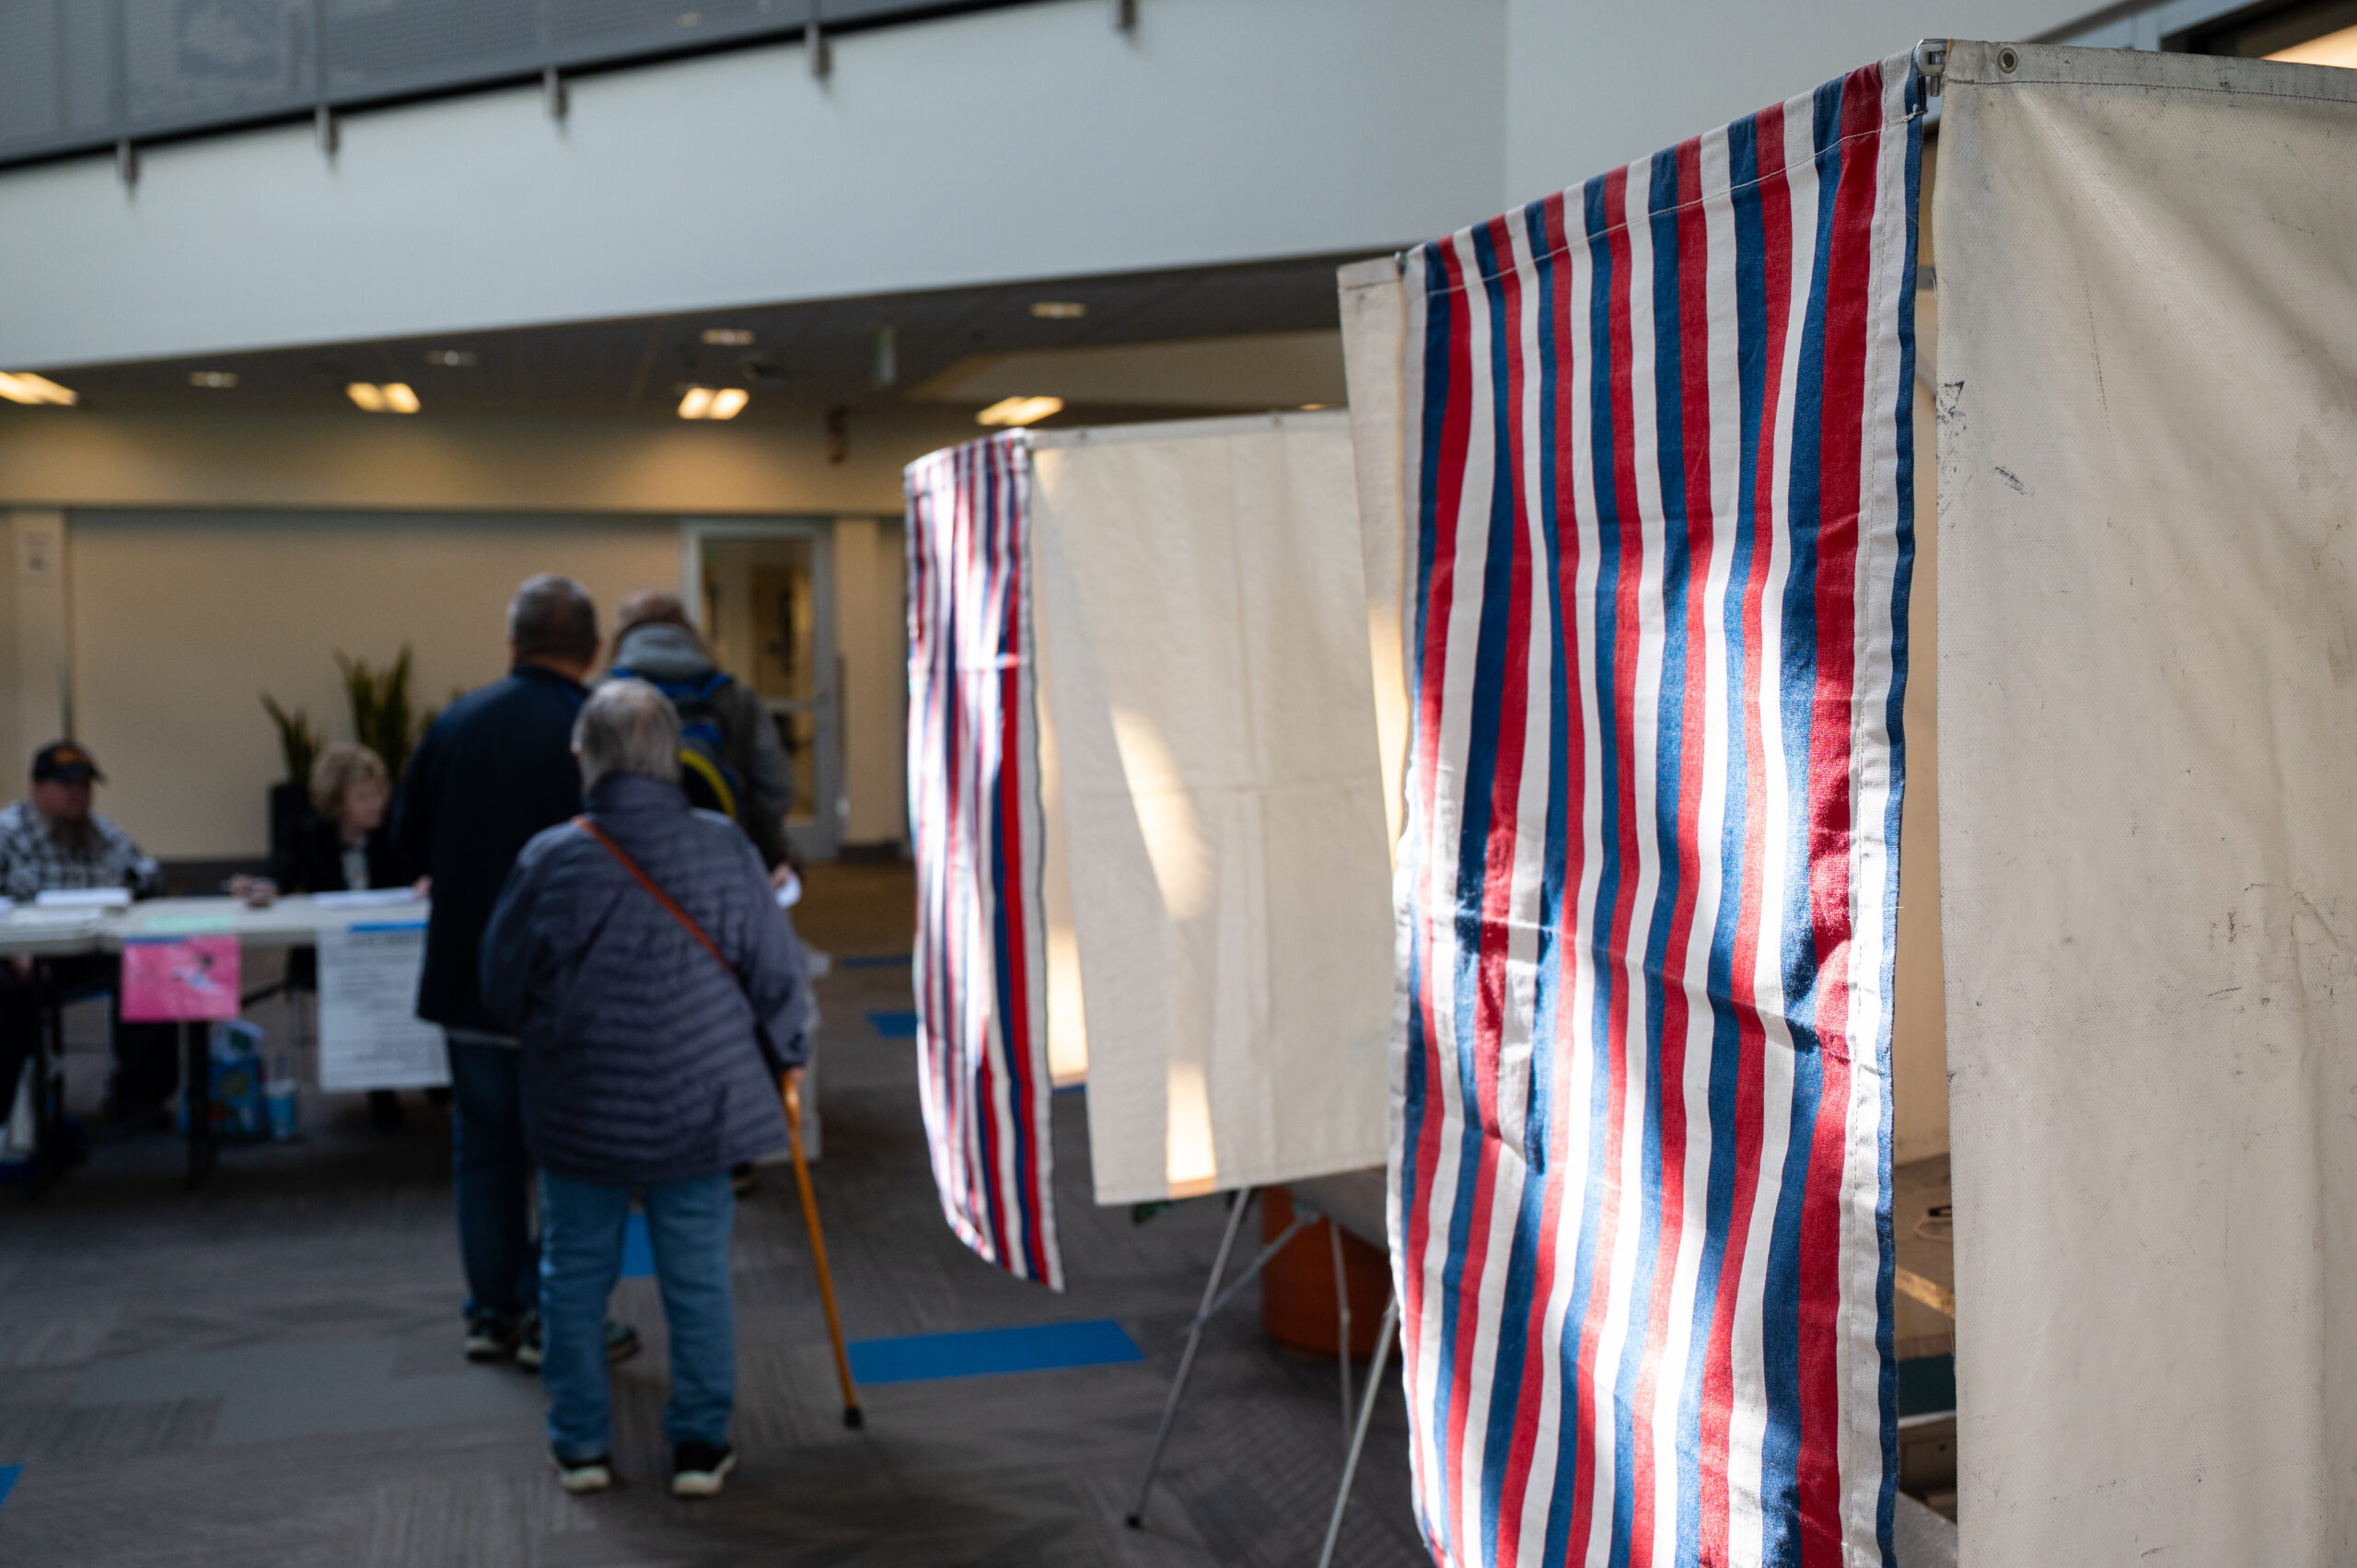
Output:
(0, 799), (162, 901)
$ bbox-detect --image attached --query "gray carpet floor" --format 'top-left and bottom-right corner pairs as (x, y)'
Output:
(0, 865), (1426, 1566)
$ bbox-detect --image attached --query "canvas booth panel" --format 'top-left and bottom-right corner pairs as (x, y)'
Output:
(905, 414), (1399, 1282)
(1029, 413), (1394, 1205)
(1344, 53), (1924, 1568)
(1936, 41), (2357, 1567)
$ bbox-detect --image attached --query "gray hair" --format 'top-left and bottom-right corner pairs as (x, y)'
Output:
(575, 679), (680, 792)
(508, 574), (598, 664)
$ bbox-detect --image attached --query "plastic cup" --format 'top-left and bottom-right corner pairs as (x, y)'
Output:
(264, 1080), (299, 1141)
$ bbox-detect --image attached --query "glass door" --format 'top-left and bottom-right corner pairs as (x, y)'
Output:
(679, 519), (840, 860)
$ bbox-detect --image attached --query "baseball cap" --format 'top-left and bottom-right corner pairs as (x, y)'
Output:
(31, 740), (103, 784)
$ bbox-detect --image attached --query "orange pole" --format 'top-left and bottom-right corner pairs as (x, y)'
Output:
(784, 1072), (864, 1428)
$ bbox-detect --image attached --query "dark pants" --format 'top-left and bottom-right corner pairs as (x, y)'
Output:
(446, 1035), (538, 1320)
(0, 967), (35, 1131)
(0, 956), (180, 1119)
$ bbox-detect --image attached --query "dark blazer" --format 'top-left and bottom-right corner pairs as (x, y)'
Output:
(392, 663), (589, 1033)
(479, 772), (807, 1187)
(272, 815), (400, 991)
(271, 813), (400, 896)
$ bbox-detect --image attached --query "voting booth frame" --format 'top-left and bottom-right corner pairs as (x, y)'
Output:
(1125, 1182), (1395, 1568)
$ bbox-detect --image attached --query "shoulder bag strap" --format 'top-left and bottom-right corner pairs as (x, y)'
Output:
(574, 814), (737, 981)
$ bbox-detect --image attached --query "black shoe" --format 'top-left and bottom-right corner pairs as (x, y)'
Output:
(670, 1441), (736, 1499)
(464, 1310), (522, 1362)
(514, 1316), (640, 1371)
(552, 1450), (614, 1493)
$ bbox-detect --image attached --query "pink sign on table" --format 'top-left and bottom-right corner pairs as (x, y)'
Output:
(121, 935), (241, 1022)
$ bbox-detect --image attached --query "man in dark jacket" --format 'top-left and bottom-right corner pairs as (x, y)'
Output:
(392, 575), (633, 1365)
(482, 679), (809, 1499)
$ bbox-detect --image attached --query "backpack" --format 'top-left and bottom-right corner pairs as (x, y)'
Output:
(611, 666), (748, 822)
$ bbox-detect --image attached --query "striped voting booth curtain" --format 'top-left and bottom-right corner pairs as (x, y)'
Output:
(1391, 56), (1921, 1568)
(905, 435), (1062, 1290)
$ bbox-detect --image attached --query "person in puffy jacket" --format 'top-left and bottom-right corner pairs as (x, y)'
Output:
(481, 679), (811, 1500)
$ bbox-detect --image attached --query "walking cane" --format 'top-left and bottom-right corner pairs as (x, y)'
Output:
(783, 1069), (864, 1428)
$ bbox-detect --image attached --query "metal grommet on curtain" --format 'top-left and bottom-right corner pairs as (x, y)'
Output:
(1997, 46), (2021, 74)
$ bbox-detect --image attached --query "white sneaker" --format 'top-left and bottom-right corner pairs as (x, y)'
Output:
(669, 1443), (736, 1499)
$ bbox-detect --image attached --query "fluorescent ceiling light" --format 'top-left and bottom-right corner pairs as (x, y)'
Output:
(1029, 301), (1087, 319)
(701, 328), (755, 346)
(678, 387), (716, 419)
(2270, 23), (2357, 66)
(424, 349), (477, 367)
(977, 395), (1063, 427)
(707, 387), (749, 420)
(190, 371), (238, 389)
(0, 372), (78, 406)
(346, 382), (417, 413)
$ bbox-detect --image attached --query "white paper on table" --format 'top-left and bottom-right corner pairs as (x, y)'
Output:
(34, 888), (130, 909)
(4, 906), (105, 928)
(309, 889), (422, 910)
(317, 919), (450, 1091)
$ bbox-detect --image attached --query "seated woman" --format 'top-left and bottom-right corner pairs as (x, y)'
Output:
(241, 743), (407, 1129)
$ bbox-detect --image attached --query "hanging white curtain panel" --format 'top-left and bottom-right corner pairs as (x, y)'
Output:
(1936, 41), (2357, 1567)
(1353, 53), (1923, 1567)
(1028, 413), (1395, 1205)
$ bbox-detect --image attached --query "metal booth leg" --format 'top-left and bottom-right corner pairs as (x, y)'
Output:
(182, 1021), (215, 1191)
(1129, 1186), (1255, 1528)
(1329, 1216), (1353, 1444)
(1316, 1291), (1400, 1568)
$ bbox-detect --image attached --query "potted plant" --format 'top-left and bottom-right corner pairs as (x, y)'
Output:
(260, 694), (320, 873)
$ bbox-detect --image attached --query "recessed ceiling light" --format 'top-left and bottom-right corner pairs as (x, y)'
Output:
(701, 328), (755, 346)
(2270, 22), (2357, 65)
(977, 395), (1063, 427)
(707, 387), (749, 420)
(424, 349), (477, 367)
(0, 372), (78, 406)
(189, 371), (238, 389)
(1029, 301), (1086, 319)
(346, 382), (419, 413)
(678, 387), (716, 419)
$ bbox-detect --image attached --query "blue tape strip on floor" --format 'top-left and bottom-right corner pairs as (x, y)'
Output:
(867, 1010), (919, 1039)
(1898, 1353), (1955, 1419)
(0, 1464), (19, 1510)
(847, 1319), (1144, 1385)
(842, 953), (913, 970)
(621, 1213), (654, 1280)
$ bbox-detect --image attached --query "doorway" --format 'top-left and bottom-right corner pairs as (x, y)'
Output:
(680, 518), (841, 861)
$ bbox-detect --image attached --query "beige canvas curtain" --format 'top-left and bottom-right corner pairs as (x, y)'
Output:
(1028, 413), (1395, 1203)
(1938, 41), (2357, 1565)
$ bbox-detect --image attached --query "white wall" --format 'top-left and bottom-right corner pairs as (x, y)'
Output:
(1500, 0), (2101, 205)
(832, 516), (910, 848)
(0, 408), (967, 515)
(0, 0), (1506, 370)
(0, 409), (935, 861)
(66, 510), (680, 858)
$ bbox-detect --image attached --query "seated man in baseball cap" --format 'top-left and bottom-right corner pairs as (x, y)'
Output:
(0, 740), (175, 1129)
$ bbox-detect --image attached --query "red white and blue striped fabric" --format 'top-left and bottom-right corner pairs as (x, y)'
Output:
(905, 434), (1062, 1290)
(1390, 56), (1920, 1567)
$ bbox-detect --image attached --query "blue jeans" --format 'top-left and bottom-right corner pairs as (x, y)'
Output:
(446, 1037), (537, 1320)
(540, 1170), (737, 1461)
